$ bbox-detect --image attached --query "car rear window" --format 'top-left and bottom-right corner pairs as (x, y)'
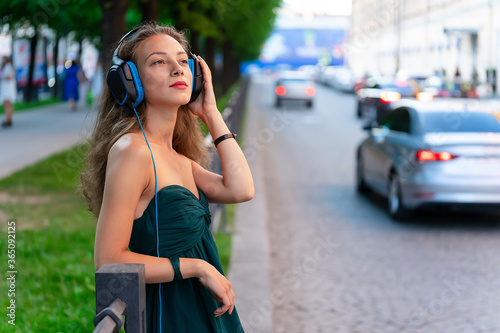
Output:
(280, 78), (308, 83)
(379, 82), (417, 96)
(421, 112), (500, 133)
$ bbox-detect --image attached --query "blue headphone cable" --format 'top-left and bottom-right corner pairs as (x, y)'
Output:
(132, 107), (162, 332)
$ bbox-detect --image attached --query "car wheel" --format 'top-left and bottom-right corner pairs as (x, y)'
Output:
(356, 155), (370, 194)
(387, 174), (409, 220)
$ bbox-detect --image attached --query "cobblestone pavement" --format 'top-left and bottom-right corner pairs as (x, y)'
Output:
(249, 74), (500, 333)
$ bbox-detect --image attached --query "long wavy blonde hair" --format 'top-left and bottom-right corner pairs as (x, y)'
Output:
(80, 22), (208, 217)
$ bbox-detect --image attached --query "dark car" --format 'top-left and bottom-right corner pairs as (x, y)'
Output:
(356, 77), (422, 122)
(356, 98), (500, 220)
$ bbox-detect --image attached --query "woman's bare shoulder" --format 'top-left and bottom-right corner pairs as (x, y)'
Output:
(108, 133), (151, 167)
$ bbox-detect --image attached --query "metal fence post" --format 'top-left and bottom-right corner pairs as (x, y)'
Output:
(95, 263), (146, 333)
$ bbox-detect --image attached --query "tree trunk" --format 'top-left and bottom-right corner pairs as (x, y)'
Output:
(139, 0), (158, 22)
(205, 37), (216, 73)
(52, 33), (60, 98)
(99, 0), (129, 71)
(221, 40), (240, 95)
(25, 31), (38, 102)
(189, 29), (199, 55)
(78, 37), (84, 62)
(43, 36), (48, 89)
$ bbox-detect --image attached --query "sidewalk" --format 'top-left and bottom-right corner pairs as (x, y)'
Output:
(228, 75), (272, 333)
(0, 102), (97, 179)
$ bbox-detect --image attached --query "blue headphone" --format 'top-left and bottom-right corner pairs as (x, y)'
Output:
(106, 27), (204, 108)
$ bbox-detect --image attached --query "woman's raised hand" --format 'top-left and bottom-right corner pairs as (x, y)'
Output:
(187, 56), (219, 118)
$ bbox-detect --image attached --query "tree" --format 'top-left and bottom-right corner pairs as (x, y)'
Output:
(138, 0), (158, 22)
(99, 0), (129, 71)
(1, 0), (102, 101)
(160, 0), (280, 93)
(213, 0), (280, 92)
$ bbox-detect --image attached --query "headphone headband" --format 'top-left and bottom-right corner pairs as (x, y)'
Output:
(112, 27), (141, 67)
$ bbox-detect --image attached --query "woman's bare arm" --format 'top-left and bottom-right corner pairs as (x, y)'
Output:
(188, 56), (254, 204)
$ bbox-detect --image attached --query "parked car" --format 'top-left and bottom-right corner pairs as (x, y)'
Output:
(329, 67), (356, 93)
(356, 98), (500, 220)
(356, 76), (422, 122)
(316, 66), (337, 86)
(275, 71), (316, 108)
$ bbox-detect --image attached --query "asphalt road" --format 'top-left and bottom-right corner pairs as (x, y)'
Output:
(246, 74), (500, 333)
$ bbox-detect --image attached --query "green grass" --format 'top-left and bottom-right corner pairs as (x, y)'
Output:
(214, 204), (236, 274)
(0, 97), (62, 115)
(0, 143), (96, 332)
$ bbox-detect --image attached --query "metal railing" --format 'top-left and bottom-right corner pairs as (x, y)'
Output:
(93, 264), (146, 333)
(208, 77), (249, 233)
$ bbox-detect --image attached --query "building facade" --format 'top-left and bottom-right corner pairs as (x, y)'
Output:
(349, 0), (500, 90)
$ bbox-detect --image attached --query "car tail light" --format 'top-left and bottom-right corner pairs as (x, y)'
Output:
(305, 87), (316, 96)
(416, 150), (458, 162)
(416, 92), (433, 102)
(275, 86), (286, 96)
(380, 91), (401, 104)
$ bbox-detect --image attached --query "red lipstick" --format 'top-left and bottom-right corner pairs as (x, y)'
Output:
(169, 81), (188, 89)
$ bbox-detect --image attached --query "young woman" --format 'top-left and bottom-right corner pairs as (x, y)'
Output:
(80, 23), (253, 332)
(1, 55), (16, 127)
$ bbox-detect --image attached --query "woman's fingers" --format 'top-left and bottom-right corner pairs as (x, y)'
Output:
(199, 263), (235, 317)
(197, 56), (212, 83)
(229, 289), (235, 315)
(212, 281), (235, 317)
(214, 293), (232, 317)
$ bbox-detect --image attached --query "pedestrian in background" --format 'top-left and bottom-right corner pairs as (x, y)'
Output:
(62, 59), (80, 111)
(77, 64), (90, 108)
(453, 67), (462, 97)
(91, 58), (103, 104)
(1, 55), (17, 128)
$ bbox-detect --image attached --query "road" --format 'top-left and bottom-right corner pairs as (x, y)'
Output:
(243, 74), (500, 333)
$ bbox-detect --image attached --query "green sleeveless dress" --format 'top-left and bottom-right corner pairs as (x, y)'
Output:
(129, 185), (244, 333)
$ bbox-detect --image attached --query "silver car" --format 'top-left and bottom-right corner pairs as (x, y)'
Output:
(356, 98), (500, 220)
(275, 71), (315, 108)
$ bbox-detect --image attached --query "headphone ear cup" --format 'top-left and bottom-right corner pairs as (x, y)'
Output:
(107, 65), (129, 106)
(126, 61), (144, 107)
(106, 61), (144, 108)
(188, 55), (203, 104)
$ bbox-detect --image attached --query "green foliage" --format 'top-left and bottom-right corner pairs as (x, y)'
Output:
(153, 0), (281, 61)
(213, 0), (281, 60)
(1, 0), (101, 40)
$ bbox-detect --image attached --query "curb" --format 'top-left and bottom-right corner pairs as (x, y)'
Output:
(228, 77), (272, 333)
